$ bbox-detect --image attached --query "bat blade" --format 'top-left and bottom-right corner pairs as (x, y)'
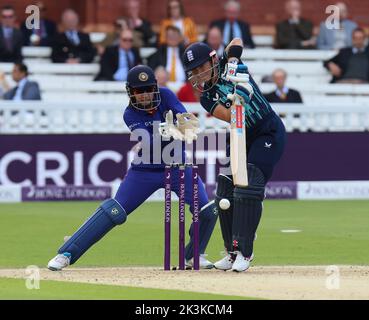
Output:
(230, 98), (248, 187)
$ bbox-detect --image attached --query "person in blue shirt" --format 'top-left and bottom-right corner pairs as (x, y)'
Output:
(182, 39), (286, 272)
(47, 65), (217, 271)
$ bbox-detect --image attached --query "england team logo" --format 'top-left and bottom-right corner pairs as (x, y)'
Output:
(187, 50), (194, 62)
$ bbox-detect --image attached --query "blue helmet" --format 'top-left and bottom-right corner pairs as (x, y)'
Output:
(126, 65), (161, 111)
(183, 42), (215, 72)
(183, 42), (219, 92)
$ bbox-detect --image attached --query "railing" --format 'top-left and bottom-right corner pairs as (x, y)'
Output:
(1, 102), (368, 134)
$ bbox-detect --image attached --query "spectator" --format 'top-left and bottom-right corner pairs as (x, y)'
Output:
(324, 28), (369, 84)
(177, 81), (200, 102)
(51, 9), (96, 64)
(264, 69), (303, 103)
(204, 26), (226, 57)
(0, 71), (10, 97)
(95, 18), (129, 56)
(275, 0), (315, 49)
(0, 5), (23, 62)
(210, 0), (254, 48)
(148, 26), (186, 84)
(317, 2), (358, 50)
(95, 29), (141, 81)
(159, 0), (197, 46)
(21, 1), (57, 47)
(3, 63), (41, 100)
(125, 0), (156, 48)
(154, 66), (169, 87)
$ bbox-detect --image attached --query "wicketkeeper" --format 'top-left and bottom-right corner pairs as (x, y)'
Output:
(47, 65), (217, 271)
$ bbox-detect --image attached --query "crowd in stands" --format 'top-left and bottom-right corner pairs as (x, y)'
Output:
(0, 0), (368, 103)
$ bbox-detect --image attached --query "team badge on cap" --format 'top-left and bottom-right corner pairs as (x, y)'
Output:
(139, 72), (148, 81)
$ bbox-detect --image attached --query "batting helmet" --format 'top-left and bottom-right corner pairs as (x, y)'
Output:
(183, 42), (219, 92)
(183, 42), (216, 72)
(126, 65), (161, 111)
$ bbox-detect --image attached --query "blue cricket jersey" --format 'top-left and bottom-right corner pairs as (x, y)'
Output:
(123, 87), (187, 169)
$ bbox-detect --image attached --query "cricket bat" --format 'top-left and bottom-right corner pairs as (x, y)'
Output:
(230, 95), (248, 187)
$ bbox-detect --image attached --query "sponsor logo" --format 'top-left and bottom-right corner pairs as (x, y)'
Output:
(111, 207), (119, 215)
(22, 186), (111, 201)
(264, 142), (272, 148)
(236, 105), (243, 129)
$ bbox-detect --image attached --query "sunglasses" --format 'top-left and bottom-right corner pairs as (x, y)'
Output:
(121, 38), (133, 42)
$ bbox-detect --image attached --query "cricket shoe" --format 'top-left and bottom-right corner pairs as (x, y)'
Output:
(213, 252), (236, 271)
(186, 254), (214, 269)
(47, 252), (71, 271)
(231, 251), (253, 272)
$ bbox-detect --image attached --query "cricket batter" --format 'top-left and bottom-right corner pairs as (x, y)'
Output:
(48, 65), (217, 271)
(182, 39), (286, 272)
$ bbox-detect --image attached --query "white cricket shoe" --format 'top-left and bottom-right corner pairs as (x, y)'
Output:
(47, 252), (71, 271)
(231, 251), (253, 272)
(186, 254), (214, 269)
(214, 253), (236, 271)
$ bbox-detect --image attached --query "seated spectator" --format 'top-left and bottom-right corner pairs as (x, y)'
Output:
(125, 0), (156, 48)
(21, 1), (57, 47)
(154, 66), (169, 87)
(159, 0), (197, 46)
(275, 0), (315, 49)
(264, 69), (303, 103)
(210, 0), (254, 48)
(95, 18), (128, 56)
(0, 70), (10, 98)
(95, 29), (141, 81)
(177, 81), (200, 102)
(3, 63), (41, 100)
(204, 26), (226, 57)
(324, 28), (369, 84)
(148, 26), (186, 84)
(51, 9), (96, 64)
(317, 2), (357, 50)
(0, 5), (23, 62)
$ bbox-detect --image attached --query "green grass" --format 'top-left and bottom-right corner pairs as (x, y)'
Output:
(0, 278), (247, 300)
(0, 201), (368, 268)
(0, 200), (368, 299)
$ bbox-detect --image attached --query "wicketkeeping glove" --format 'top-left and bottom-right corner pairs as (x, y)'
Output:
(176, 112), (201, 144)
(158, 110), (184, 141)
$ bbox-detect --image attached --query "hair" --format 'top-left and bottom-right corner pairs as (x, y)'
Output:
(167, 0), (185, 18)
(165, 25), (181, 35)
(272, 68), (287, 78)
(224, 0), (241, 11)
(352, 27), (366, 36)
(14, 62), (28, 75)
(1, 5), (15, 12)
